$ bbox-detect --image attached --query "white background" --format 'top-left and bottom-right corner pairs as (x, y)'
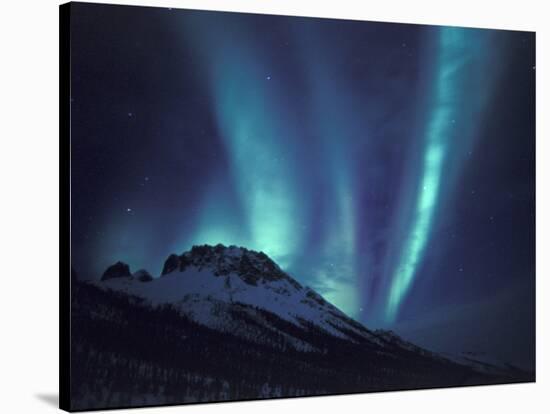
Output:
(0, 0), (547, 412)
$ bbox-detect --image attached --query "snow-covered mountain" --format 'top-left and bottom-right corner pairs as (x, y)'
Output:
(95, 244), (383, 352)
(71, 244), (530, 409)
(90, 243), (531, 379)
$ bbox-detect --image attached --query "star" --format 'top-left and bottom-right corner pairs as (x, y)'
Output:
(266, 75), (271, 80)
(126, 208), (132, 213)
(128, 112), (133, 117)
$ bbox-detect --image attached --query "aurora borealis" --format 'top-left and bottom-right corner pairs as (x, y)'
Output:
(70, 4), (535, 369)
(384, 28), (496, 322)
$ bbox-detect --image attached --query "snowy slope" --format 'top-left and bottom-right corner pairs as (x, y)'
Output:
(94, 244), (380, 350)
(88, 244), (528, 382)
(440, 351), (529, 377)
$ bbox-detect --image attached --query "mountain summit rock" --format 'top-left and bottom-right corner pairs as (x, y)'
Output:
(161, 244), (298, 286)
(112, 243), (292, 285)
(101, 261), (131, 281)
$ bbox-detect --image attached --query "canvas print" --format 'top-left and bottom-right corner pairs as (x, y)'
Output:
(60, 2), (536, 411)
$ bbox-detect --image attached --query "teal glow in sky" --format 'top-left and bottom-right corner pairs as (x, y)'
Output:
(385, 27), (496, 322)
(386, 28), (462, 322)
(71, 7), (535, 368)
(175, 16), (368, 316)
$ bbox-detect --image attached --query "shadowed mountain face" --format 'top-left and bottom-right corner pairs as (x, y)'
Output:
(70, 244), (532, 410)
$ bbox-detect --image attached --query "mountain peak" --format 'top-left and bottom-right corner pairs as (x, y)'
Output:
(96, 243), (379, 347)
(160, 244), (301, 288)
(133, 269), (153, 282)
(101, 261), (131, 281)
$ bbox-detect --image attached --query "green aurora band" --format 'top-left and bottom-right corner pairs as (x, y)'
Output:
(385, 27), (494, 322)
(180, 18), (362, 316)
(173, 18), (497, 322)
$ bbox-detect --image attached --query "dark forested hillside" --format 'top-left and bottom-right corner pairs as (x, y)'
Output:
(69, 280), (522, 411)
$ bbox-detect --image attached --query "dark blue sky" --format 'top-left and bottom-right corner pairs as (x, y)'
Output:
(69, 3), (535, 369)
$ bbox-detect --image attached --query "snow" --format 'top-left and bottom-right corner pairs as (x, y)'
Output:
(95, 263), (375, 345)
(92, 246), (524, 376)
(440, 351), (521, 375)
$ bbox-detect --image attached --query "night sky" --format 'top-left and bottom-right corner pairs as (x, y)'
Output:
(70, 4), (535, 369)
